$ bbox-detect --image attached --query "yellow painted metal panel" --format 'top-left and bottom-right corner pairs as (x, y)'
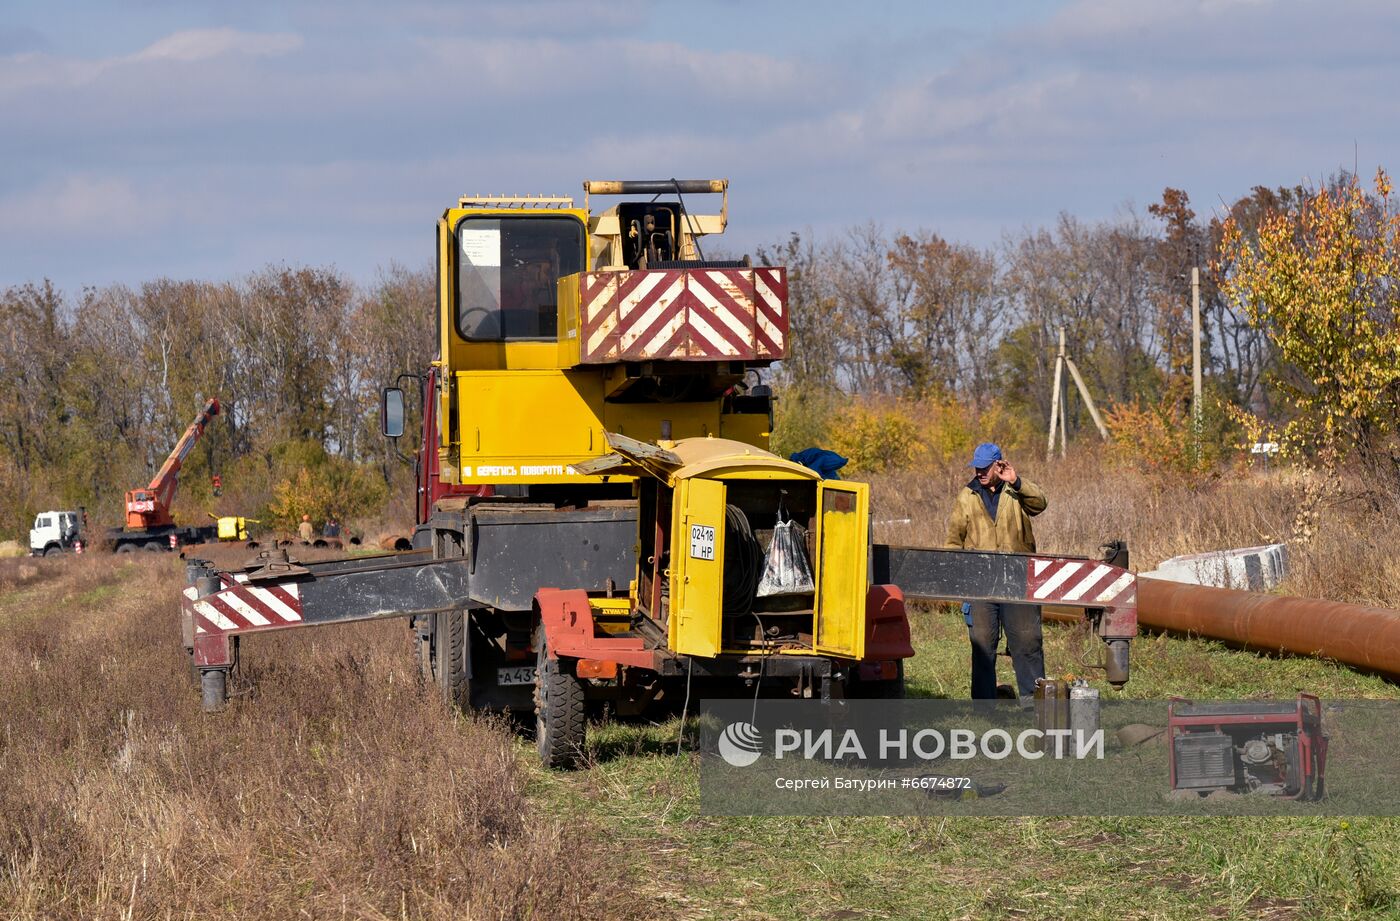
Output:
(601, 401), (721, 446)
(437, 218), (454, 453)
(718, 412), (771, 451)
(557, 272), (582, 367)
(452, 372), (733, 485)
(668, 477), (726, 658)
(457, 340), (568, 371)
(456, 370), (602, 481)
(813, 481), (869, 659)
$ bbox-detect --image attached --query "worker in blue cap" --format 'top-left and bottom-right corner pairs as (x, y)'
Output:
(944, 442), (1048, 703)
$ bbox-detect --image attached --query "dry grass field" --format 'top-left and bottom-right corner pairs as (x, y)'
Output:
(2, 453), (1398, 919)
(0, 555), (642, 921)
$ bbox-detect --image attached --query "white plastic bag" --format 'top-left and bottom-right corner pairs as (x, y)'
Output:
(756, 509), (815, 597)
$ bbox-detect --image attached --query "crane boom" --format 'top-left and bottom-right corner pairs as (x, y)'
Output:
(125, 398), (221, 530)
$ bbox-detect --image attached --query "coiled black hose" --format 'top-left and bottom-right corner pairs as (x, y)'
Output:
(722, 503), (762, 614)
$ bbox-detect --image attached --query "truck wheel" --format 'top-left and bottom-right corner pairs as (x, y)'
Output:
(425, 611), (504, 711)
(116, 543), (136, 554)
(433, 610), (471, 710)
(43, 545), (61, 557)
(142, 542), (162, 552)
(534, 629), (586, 769)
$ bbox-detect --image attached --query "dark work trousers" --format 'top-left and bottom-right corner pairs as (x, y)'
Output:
(968, 602), (1044, 702)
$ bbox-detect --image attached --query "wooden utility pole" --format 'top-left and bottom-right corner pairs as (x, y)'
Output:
(1064, 355), (1109, 440)
(1191, 267), (1202, 424)
(1046, 326), (1109, 461)
(1057, 363), (1068, 458)
(1046, 328), (1065, 461)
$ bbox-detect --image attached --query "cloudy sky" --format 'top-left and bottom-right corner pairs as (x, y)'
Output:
(2, 0), (1396, 292)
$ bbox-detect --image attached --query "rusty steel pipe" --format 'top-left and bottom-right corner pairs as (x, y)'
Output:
(1042, 605), (1085, 625)
(1132, 577), (1400, 680)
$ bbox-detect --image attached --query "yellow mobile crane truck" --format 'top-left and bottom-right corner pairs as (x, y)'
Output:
(181, 180), (1139, 768)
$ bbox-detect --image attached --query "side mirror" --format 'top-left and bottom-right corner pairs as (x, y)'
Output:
(381, 387), (405, 439)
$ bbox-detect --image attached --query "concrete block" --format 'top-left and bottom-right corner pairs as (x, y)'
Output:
(1146, 543), (1289, 592)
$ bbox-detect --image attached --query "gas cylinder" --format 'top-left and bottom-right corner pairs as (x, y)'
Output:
(1069, 679), (1100, 739)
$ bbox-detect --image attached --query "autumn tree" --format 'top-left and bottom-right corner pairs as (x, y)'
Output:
(1217, 169), (1400, 471)
(348, 263), (438, 486)
(998, 214), (1162, 435)
(885, 232), (1002, 401)
(1206, 184), (1306, 413)
(1147, 189), (1205, 384)
(0, 281), (72, 534)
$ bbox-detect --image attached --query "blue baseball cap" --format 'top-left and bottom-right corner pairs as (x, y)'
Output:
(969, 442), (1002, 468)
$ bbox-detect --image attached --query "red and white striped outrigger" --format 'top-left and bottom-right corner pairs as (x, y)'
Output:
(182, 544), (1138, 709)
(181, 550), (471, 707)
(182, 574), (303, 667)
(1028, 557), (1137, 611)
(872, 545), (1138, 684)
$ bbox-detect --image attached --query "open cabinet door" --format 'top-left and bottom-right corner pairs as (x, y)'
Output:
(813, 481), (869, 659)
(668, 477), (727, 658)
(436, 218), (455, 455)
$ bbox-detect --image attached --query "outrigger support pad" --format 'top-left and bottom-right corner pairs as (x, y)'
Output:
(201, 667), (228, 712)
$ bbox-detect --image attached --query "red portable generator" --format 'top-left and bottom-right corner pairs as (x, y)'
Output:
(1167, 694), (1327, 799)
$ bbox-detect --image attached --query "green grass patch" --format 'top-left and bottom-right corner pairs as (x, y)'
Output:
(70, 582), (121, 608)
(529, 605), (1400, 919)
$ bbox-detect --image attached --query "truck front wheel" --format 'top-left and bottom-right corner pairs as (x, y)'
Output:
(428, 611), (512, 713)
(534, 629), (586, 769)
(429, 525), (471, 710)
(432, 610), (470, 710)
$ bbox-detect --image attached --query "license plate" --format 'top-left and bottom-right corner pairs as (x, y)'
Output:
(690, 523), (715, 560)
(497, 666), (538, 686)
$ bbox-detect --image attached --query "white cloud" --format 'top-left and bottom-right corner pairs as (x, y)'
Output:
(129, 28), (302, 64)
(290, 0), (649, 39)
(0, 173), (174, 238)
(0, 27), (302, 99)
(414, 35), (812, 107)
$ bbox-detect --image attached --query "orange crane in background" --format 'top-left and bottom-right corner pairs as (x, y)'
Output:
(113, 398), (223, 552)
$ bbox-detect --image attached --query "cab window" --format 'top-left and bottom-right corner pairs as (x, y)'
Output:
(456, 215), (585, 341)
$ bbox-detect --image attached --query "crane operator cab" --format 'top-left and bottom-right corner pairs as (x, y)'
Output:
(424, 181), (785, 490)
(457, 214), (584, 341)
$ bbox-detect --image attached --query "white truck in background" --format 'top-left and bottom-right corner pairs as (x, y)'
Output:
(29, 509), (86, 556)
